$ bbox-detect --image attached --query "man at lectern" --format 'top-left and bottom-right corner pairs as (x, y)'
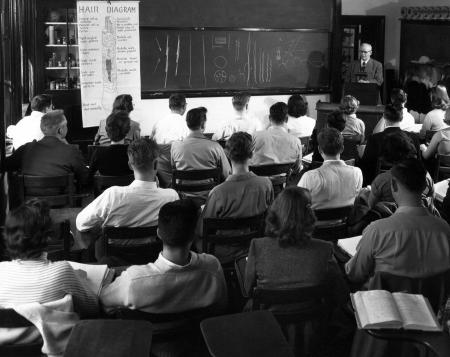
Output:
(346, 43), (383, 86)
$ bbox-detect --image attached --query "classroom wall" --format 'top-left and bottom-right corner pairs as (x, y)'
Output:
(342, 0), (447, 71)
(134, 94), (329, 136)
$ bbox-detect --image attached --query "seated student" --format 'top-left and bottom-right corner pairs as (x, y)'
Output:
(251, 102), (303, 171)
(151, 93), (189, 144)
(419, 84), (450, 139)
(171, 107), (231, 203)
(212, 93), (259, 140)
(76, 138), (179, 260)
(372, 88), (416, 134)
(89, 110), (133, 177)
(0, 199), (99, 317)
(9, 94), (52, 150)
(100, 199), (227, 313)
(311, 111), (359, 163)
(6, 110), (88, 185)
(286, 94), (315, 138)
(244, 187), (347, 305)
(298, 128), (362, 210)
(360, 104), (420, 184)
(94, 94), (140, 146)
(420, 107), (450, 160)
(346, 159), (450, 287)
(369, 131), (434, 208)
(199, 132), (274, 261)
(340, 95), (365, 144)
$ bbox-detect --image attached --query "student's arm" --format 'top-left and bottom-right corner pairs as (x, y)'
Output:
(61, 262), (99, 317)
(244, 240), (257, 296)
(421, 132), (441, 160)
(345, 226), (376, 283)
(359, 120), (366, 144)
(419, 114), (432, 139)
(372, 118), (386, 135)
(76, 191), (110, 232)
(100, 270), (133, 310)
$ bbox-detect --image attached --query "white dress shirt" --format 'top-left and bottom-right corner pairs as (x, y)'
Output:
(212, 112), (260, 140)
(76, 180), (179, 232)
(286, 115), (316, 138)
(11, 111), (45, 149)
(151, 112), (189, 144)
(372, 108), (416, 134)
(250, 126), (302, 166)
(419, 108), (448, 139)
(298, 160), (362, 209)
(100, 251), (227, 313)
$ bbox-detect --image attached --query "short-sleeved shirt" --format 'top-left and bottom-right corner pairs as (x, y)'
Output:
(342, 114), (365, 141)
(286, 115), (316, 138)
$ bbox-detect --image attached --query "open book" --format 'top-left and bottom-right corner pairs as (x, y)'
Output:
(68, 261), (114, 296)
(337, 235), (362, 257)
(351, 290), (441, 331)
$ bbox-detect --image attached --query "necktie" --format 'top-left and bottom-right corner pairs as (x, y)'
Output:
(361, 61), (366, 72)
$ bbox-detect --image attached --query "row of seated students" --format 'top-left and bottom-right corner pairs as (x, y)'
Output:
(2, 89), (450, 354)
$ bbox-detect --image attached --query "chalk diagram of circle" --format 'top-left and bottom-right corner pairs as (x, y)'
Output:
(214, 70), (227, 83)
(228, 74), (236, 83)
(213, 56), (227, 69)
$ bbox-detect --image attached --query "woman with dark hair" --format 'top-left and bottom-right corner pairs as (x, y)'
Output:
(286, 94), (315, 137)
(94, 94), (141, 145)
(419, 85), (450, 139)
(89, 110), (133, 177)
(244, 187), (346, 302)
(0, 199), (99, 317)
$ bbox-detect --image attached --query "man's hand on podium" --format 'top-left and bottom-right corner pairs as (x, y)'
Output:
(358, 79), (370, 83)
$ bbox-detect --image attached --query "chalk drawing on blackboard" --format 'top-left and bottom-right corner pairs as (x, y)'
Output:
(153, 57), (161, 73)
(175, 34), (180, 76)
(235, 39), (240, 63)
(246, 33), (251, 86)
(253, 41), (257, 84)
(164, 34), (169, 88)
(202, 35), (206, 87)
(229, 74), (236, 83)
(214, 56), (227, 69)
(189, 33), (192, 88)
(155, 37), (162, 52)
(214, 70), (227, 83)
(228, 33), (231, 50)
(275, 47), (281, 61)
(212, 34), (227, 48)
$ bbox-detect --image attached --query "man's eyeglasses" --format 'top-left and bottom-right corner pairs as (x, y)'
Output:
(360, 50), (371, 53)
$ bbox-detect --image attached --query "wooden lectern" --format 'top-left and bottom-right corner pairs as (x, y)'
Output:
(343, 82), (380, 105)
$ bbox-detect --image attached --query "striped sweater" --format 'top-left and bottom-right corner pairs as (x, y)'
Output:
(0, 255), (99, 318)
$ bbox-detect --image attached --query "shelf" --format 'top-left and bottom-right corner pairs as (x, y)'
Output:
(45, 22), (78, 25)
(69, 67), (80, 69)
(46, 44), (78, 47)
(45, 67), (67, 69)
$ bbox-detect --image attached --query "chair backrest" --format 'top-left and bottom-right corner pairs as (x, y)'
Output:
(0, 309), (42, 356)
(171, 168), (221, 192)
(93, 174), (134, 197)
(15, 173), (75, 208)
(202, 213), (265, 255)
(252, 284), (329, 324)
(249, 163), (295, 195)
(369, 270), (450, 313)
(425, 130), (438, 144)
(200, 311), (294, 357)
(102, 226), (159, 265)
(436, 154), (450, 181)
(313, 205), (353, 241)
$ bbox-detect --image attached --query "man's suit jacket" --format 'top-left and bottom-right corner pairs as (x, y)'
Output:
(360, 127), (420, 184)
(346, 58), (383, 86)
(6, 136), (88, 184)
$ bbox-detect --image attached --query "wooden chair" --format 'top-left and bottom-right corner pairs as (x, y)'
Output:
(313, 205), (353, 242)
(251, 284), (329, 356)
(102, 226), (160, 265)
(200, 311), (294, 357)
(171, 168), (221, 195)
(110, 307), (218, 356)
(93, 174), (134, 197)
(0, 309), (43, 356)
(202, 214), (265, 259)
(65, 319), (153, 357)
(249, 163), (295, 195)
(299, 136), (311, 155)
(11, 173), (75, 209)
(435, 154), (450, 181)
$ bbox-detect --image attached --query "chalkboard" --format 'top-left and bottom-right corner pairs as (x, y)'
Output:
(140, 29), (330, 95)
(140, 0), (334, 30)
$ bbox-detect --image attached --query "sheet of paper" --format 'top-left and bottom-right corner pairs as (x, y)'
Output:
(68, 261), (109, 296)
(434, 179), (449, 203)
(338, 235), (362, 257)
